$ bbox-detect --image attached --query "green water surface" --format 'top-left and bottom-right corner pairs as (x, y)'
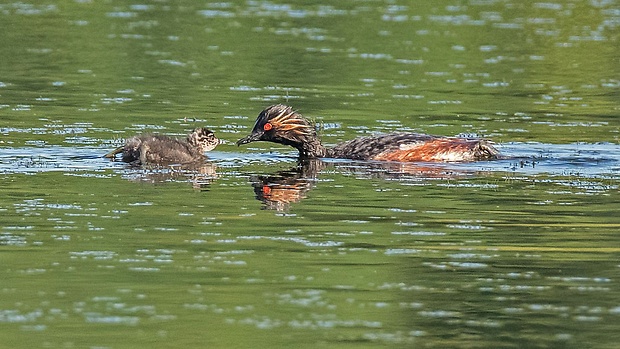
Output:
(1, 1), (619, 348)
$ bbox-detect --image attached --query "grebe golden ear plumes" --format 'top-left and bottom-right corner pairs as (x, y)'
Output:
(237, 105), (326, 158)
(105, 127), (219, 165)
(237, 105), (499, 162)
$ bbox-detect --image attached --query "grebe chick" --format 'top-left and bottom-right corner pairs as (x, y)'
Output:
(105, 127), (219, 165)
(236, 105), (499, 162)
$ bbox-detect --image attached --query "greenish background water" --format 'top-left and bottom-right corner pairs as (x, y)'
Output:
(1, 1), (619, 348)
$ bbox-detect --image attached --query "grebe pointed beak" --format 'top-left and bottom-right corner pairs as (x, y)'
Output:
(236, 132), (263, 146)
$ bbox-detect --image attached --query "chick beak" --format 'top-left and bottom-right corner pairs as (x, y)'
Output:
(236, 132), (263, 146)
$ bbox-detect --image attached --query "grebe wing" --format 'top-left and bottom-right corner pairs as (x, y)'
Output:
(329, 133), (498, 162)
(327, 133), (435, 160)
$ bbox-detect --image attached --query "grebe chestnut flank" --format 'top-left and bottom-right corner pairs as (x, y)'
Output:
(105, 127), (219, 165)
(237, 105), (499, 162)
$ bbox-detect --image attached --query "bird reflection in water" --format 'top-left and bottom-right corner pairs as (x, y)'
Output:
(250, 158), (478, 211)
(120, 162), (218, 190)
(105, 126), (220, 189)
(251, 159), (324, 211)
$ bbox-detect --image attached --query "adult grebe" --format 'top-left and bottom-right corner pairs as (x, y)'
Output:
(237, 105), (498, 162)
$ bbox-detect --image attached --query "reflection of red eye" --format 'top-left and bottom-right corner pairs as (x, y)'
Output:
(263, 122), (273, 131)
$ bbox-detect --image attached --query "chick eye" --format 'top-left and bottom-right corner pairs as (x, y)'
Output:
(263, 122), (273, 131)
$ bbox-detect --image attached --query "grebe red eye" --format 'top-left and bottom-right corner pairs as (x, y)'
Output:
(262, 185), (272, 195)
(263, 122), (273, 131)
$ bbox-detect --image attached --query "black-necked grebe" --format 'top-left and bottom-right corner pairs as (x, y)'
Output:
(105, 127), (219, 165)
(237, 105), (498, 162)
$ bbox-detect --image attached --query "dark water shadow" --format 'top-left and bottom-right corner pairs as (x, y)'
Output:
(0, 146), (218, 189)
(491, 142), (620, 177)
(0, 146), (115, 174)
(249, 159), (325, 211)
(242, 141), (620, 210)
(1, 142), (618, 205)
(116, 162), (218, 190)
(247, 157), (500, 211)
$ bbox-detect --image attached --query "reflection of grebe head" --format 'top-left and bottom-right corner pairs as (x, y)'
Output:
(236, 105), (317, 149)
(188, 127), (219, 152)
(251, 169), (316, 212)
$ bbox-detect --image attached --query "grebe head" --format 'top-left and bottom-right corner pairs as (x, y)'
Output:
(236, 104), (318, 149)
(188, 127), (219, 152)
